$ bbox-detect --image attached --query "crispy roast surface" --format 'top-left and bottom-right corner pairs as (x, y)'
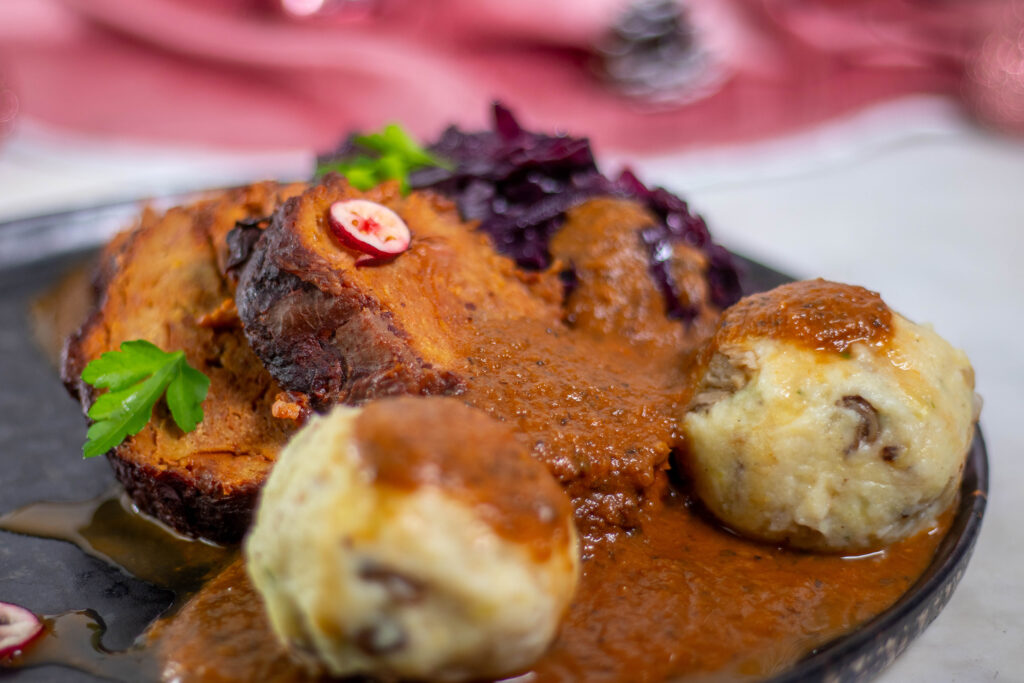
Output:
(236, 177), (561, 409)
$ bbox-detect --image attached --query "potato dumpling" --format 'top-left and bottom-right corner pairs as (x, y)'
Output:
(245, 396), (579, 681)
(680, 280), (979, 553)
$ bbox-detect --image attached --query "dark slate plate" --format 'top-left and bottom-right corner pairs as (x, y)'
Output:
(0, 207), (988, 682)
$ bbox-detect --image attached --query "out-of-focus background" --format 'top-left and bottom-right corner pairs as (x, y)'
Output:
(1, 1), (1022, 681)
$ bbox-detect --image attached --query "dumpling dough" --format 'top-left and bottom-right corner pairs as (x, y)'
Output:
(245, 396), (580, 681)
(680, 280), (979, 553)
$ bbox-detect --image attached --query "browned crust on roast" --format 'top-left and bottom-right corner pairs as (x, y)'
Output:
(237, 243), (463, 408)
(62, 183), (304, 543)
(236, 176), (559, 409)
(62, 209), (151, 405)
(107, 452), (262, 545)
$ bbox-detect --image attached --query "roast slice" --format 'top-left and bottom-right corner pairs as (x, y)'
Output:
(63, 183), (303, 544)
(236, 176), (561, 410)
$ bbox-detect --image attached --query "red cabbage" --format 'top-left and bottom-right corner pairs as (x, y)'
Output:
(318, 103), (741, 313)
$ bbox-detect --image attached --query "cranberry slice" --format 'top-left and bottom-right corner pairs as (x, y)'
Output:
(0, 601), (43, 658)
(327, 199), (411, 262)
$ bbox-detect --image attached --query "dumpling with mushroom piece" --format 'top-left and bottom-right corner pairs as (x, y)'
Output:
(679, 279), (979, 553)
(244, 396), (580, 682)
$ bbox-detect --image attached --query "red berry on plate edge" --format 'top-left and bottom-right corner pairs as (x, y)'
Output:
(327, 199), (411, 265)
(0, 601), (43, 659)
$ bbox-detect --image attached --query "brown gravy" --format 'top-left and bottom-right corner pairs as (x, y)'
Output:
(716, 279), (893, 354)
(0, 479), (947, 683)
(13, 204), (950, 682)
(533, 499), (947, 682)
(354, 397), (575, 562)
(458, 318), (687, 533)
(149, 308), (948, 682)
(149, 499), (947, 683)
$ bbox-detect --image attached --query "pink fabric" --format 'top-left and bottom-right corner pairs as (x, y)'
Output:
(0, 0), (1015, 153)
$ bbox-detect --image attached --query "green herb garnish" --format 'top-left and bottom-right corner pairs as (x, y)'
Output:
(316, 123), (451, 194)
(80, 340), (210, 458)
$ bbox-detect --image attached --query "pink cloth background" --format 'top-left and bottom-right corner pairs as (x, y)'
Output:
(0, 0), (1019, 154)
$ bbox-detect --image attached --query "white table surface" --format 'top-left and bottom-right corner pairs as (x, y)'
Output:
(1, 96), (1020, 682)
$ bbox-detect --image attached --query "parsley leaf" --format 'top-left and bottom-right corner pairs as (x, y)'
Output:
(80, 340), (211, 458)
(316, 123), (451, 195)
(165, 360), (209, 433)
(355, 124), (443, 169)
